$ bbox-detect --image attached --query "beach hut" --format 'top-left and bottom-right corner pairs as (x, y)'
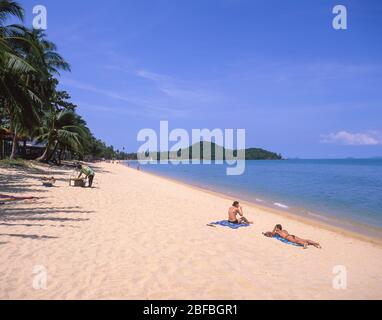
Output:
(0, 128), (45, 160)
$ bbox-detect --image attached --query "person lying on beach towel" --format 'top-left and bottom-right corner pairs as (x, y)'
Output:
(263, 224), (321, 249)
(228, 201), (253, 225)
(0, 194), (38, 202)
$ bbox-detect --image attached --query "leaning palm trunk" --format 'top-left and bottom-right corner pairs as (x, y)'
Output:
(37, 146), (49, 162)
(10, 128), (18, 159)
(37, 119), (55, 162)
(37, 137), (53, 162)
(46, 141), (58, 162)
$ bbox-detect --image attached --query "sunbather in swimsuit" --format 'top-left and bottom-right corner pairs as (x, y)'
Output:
(263, 224), (322, 249)
(228, 201), (253, 225)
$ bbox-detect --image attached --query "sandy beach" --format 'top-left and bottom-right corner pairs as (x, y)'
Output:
(0, 162), (382, 300)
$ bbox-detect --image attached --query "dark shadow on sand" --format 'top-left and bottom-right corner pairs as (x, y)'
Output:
(3, 217), (90, 222)
(0, 165), (94, 244)
(0, 222), (81, 228)
(0, 163), (72, 194)
(0, 173), (49, 194)
(0, 233), (59, 240)
(0, 204), (93, 243)
(2, 207), (94, 215)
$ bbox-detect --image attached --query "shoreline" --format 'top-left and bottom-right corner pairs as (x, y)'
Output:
(129, 164), (382, 247)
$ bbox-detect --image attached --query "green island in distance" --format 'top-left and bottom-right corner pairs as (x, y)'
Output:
(125, 141), (283, 161)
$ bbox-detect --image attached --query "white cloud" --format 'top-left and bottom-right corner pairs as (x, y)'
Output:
(320, 131), (381, 146)
(135, 70), (171, 83)
(61, 78), (188, 117)
(135, 69), (219, 102)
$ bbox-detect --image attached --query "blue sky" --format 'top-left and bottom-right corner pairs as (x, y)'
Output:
(19, 0), (382, 158)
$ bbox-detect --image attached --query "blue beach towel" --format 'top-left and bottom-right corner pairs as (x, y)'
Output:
(274, 234), (303, 247)
(209, 220), (250, 230)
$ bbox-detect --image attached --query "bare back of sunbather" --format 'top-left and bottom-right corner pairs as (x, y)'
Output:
(265, 225), (322, 249)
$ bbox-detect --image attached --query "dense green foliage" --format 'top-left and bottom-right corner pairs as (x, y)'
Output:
(0, 1), (117, 162)
(243, 148), (282, 160)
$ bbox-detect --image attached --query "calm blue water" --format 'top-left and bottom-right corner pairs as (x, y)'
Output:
(125, 159), (382, 232)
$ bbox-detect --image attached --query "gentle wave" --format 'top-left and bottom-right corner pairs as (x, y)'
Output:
(273, 202), (289, 209)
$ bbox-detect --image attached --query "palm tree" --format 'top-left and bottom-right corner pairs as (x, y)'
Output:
(24, 29), (70, 76)
(0, 1), (43, 159)
(0, 2), (36, 96)
(0, 1), (24, 61)
(36, 110), (87, 162)
(1, 25), (70, 159)
(0, 2), (103, 163)
(22, 30), (71, 162)
(57, 114), (92, 164)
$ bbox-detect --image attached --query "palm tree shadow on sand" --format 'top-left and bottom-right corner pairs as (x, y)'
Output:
(0, 203), (94, 242)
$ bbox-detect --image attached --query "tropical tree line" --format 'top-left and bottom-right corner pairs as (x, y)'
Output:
(0, 1), (122, 163)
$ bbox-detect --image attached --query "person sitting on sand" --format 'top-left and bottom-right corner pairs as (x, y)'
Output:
(228, 201), (253, 224)
(263, 224), (321, 249)
(77, 164), (95, 188)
